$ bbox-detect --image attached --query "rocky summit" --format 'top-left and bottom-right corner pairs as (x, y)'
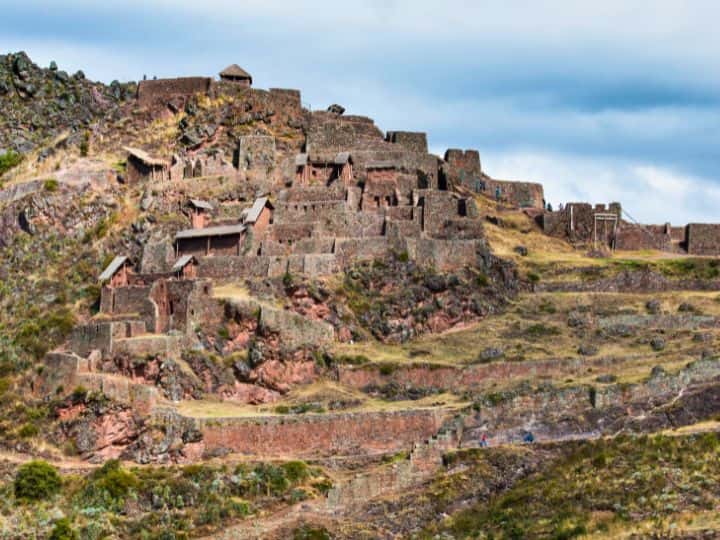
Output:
(0, 52), (719, 539)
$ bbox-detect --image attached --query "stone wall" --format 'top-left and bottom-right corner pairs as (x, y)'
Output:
(237, 136), (276, 171)
(99, 284), (157, 331)
(483, 178), (545, 209)
(197, 408), (449, 458)
(615, 223), (672, 251)
(137, 77), (212, 108)
(257, 304), (335, 349)
(409, 238), (482, 270)
(307, 112), (385, 152)
(36, 353), (159, 414)
(267, 223), (315, 242)
(444, 149), (481, 189)
(461, 358), (720, 446)
(198, 256), (272, 279)
(419, 190), (467, 237)
(687, 223), (720, 255)
(111, 335), (184, 359)
(280, 186), (346, 203)
(69, 321), (122, 358)
(535, 269), (720, 293)
(317, 210), (386, 238)
(268, 88), (302, 108)
(197, 254), (339, 279)
(334, 237), (391, 265)
(386, 131), (428, 153)
(273, 201), (347, 224)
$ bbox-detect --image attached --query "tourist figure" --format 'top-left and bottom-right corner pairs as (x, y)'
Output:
(523, 431), (535, 444)
(495, 186), (502, 201)
(480, 433), (489, 448)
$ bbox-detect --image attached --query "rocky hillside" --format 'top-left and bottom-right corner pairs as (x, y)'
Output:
(0, 52), (133, 159)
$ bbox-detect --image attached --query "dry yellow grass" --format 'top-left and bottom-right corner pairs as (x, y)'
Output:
(176, 382), (468, 419)
(333, 290), (719, 389)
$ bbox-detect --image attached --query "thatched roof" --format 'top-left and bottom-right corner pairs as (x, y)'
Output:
(124, 147), (167, 167)
(220, 64), (252, 81)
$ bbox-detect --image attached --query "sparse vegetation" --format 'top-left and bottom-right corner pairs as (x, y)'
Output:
(428, 433), (720, 539)
(0, 150), (22, 178)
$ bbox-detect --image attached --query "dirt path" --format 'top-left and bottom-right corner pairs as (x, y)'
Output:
(0, 450), (98, 472)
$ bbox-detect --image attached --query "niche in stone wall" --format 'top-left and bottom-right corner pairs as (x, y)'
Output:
(458, 199), (468, 217)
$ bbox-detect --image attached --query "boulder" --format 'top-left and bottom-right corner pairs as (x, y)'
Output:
(650, 337), (666, 351)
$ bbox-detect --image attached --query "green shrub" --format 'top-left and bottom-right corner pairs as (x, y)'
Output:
(525, 323), (561, 338)
(49, 518), (78, 540)
(44, 178), (59, 192)
(217, 327), (231, 340)
(92, 459), (139, 499)
(0, 377), (10, 396)
(526, 272), (541, 283)
(0, 150), (22, 177)
(282, 461), (309, 483)
(275, 405), (290, 415)
(294, 525), (331, 540)
(18, 423), (39, 438)
(14, 460), (61, 501)
(476, 272), (489, 287)
(333, 354), (370, 366)
(378, 362), (398, 376)
(311, 478), (333, 495)
(80, 131), (90, 157)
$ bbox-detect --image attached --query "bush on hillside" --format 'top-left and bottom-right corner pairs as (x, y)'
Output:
(14, 460), (61, 501)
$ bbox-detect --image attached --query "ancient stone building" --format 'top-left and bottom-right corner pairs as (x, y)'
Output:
(443, 149), (544, 209)
(172, 254), (199, 279)
(99, 256), (133, 288)
(175, 224), (246, 258)
(295, 152), (353, 186)
(219, 64), (253, 87)
(188, 199), (213, 229)
(241, 197), (274, 234)
(125, 147), (169, 184)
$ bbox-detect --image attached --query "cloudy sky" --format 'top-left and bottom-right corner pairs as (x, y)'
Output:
(2, 0), (718, 223)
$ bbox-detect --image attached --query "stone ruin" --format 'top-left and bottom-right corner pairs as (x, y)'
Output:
(541, 202), (720, 255)
(62, 63), (720, 395)
(65, 65), (546, 372)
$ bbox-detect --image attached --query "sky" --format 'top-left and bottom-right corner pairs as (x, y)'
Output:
(1, 0), (718, 223)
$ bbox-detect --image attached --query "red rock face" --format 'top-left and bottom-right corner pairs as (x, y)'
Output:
(56, 403), (87, 422)
(249, 360), (317, 394)
(219, 382), (281, 405)
(92, 410), (138, 451)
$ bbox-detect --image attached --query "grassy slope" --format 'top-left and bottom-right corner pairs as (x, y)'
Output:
(424, 432), (720, 539)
